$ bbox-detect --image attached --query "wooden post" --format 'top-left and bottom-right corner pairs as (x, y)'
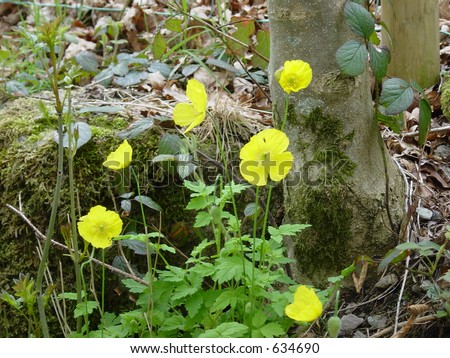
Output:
(381, 0), (440, 88)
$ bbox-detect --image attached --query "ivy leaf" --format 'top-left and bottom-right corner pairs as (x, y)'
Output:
(336, 40), (368, 77)
(380, 78), (414, 115)
(165, 18), (183, 33)
(344, 1), (375, 40)
(114, 71), (149, 87)
(368, 42), (390, 82)
(418, 98), (432, 147)
(199, 322), (249, 338)
(134, 195), (162, 212)
(252, 29), (270, 70)
(75, 51), (98, 72)
(438, 270), (450, 283)
(118, 118), (155, 140)
(53, 122), (92, 150)
(152, 32), (167, 60)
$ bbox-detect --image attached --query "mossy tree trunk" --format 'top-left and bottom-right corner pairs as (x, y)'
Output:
(267, 0), (405, 285)
(382, 0), (440, 88)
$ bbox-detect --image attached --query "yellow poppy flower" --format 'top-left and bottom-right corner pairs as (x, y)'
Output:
(77, 205), (123, 249)
(285, 285), (323, 322)
(239, 128), (293, 186)
(173, 79), (207, 133)
(275, 60), (312, 94)
(103, 140), (132, 170)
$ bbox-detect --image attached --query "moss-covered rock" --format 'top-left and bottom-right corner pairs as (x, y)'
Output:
(0, 97), (192, 337)
(441, 77), (450, 121)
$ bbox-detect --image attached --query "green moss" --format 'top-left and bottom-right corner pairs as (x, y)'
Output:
(288, 107), (357, 284)
(441, 78), (450, 120)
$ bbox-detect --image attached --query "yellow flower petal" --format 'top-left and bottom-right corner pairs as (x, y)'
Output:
(186, 79), (207, 114)
(269, 151), (294, 182)
(103, 140), (132, 170)
(278, 60), (313, 94)
(285, 285), (323, 322)
(254, 128), (290, 155)
(173, 79), (207, 133)
(239, 160), (268, 186)
(77, 205), (123, 249)
(239, 129), (293, 186)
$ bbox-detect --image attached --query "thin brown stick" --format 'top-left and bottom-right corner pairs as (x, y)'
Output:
(402, 125), (450, 138)
(370, 315), (436, 338)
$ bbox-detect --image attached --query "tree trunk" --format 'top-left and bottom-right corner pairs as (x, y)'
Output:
(382, 0), (440, 88)
(267, 0), (405, 286)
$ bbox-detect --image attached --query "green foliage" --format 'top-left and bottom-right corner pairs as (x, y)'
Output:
(337, 1), (432, 141)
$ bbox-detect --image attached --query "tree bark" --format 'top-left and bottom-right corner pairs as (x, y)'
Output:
(381, 0), (440, 88)
(267, 0), (405, 286)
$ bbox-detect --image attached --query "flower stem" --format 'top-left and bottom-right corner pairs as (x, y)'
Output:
(101, 248), (106, 338)
(249, 185), (260, 332)
(80, 248), (96, 336)
(130, 166), (154, 335)
(258, 184), (273, 269)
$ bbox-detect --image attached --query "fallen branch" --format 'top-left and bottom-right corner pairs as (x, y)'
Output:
(402, 125), (450, 138)
(370, 314), (436, 338)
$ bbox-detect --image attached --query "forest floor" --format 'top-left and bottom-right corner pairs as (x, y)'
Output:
(0, 1), (449, 338)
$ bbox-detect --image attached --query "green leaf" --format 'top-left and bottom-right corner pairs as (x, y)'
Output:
(93, 66), (114, 87)
(121, 279), (147, 294)
(114, 70), (149, 87)
(418, 99), (432, 147)
(118, 117), (155, 140)
(376, 111), (403, 133)
(438, 270), (450, 283)
(214, 256), (251, 284)
(165, 18), (183, 33)
(152, 33), (167, 60)
(336, 40), (368, 76)
(227, 19), (255, 55)
(368, 42), (389, 82)
(185, 291), (203, 317)
(159, 315), (185, 331)
(0, 49), (11, 60)
(259, 322), (285, 338)
(172, 283), (198, 301)
(199, 322), (249, 338)
(134, 195), (162, 212)
(378, 247), (410, 272)
(177, 158), (197, 179)
(369, 30), (380, 46)
(268, 224), (311, 243)
(54, 122), (92, 150)
(159, 133), (184, 154)
(252, 29), (270, 70)
(186, 196), (213, 210)
(74, 301), (98, 318)
(5, 80), (29, 96)
(75, 51), (98, 72)
(194, 211), (212, 228)
(380, 78), (414, 115)
(112, 61), (130, 76)
(344, 1), (375, 40)
(211, 287), (247, 313)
